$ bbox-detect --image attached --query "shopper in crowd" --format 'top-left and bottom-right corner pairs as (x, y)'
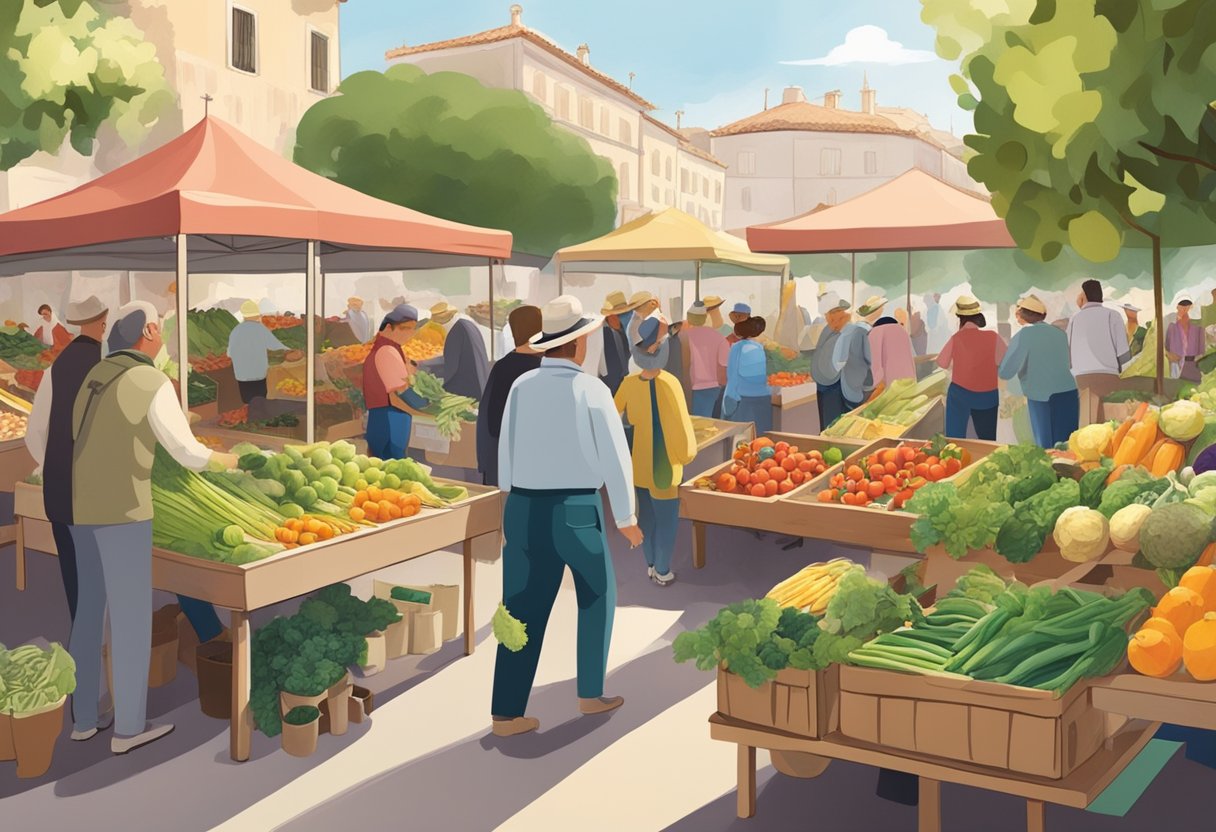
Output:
(811, 300), (852, 430)
(663, 317), (688, 397)
(1167, 298), (1205, 382)
(1067, 279), (1130, 425)
(345, 296), (373, 344)
(227, 300), (291, 404)
(599, 291), (635, 395)
(924, 291), (948, 353)
(724, 302), (752, 345)
(362, 304), (430, 460)
(908, 305), (928, 356)
(493, 295), (640, 737)
(626, 291), (660, 345)
(33, 303), (72, 351)
(833, 296), (883, 411)
(999, 295), (1079, 448)
(869, 303), (917, 391)
(69, 302), (238, 754)
(1122, 303), (1147, 357)
(723, 315), (775, 434)
(475, 306), (543, 487)
(615, 318), (696, 587)
(418, 301), (491, 400)
(937, 296), (1006, 441)
(683, 301), (728, 418)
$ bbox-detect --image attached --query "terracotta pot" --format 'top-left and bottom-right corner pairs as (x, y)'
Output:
(281, 714), (320, 757)
(0, 712), (15, 761)
(11, 697), (65, 778)
(359, 631), (387, 677)
(325, 673), (352, 736)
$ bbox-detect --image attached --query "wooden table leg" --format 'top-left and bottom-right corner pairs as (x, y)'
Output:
(693, 521), (706, 569)
(463, 537), (475, 656)
(1026, 799), (1045, 832)
(918, 777), (941, 832)
(737, 744), (756, 819)
(230, 610), (252, 762)
(15, 518), (26, 591)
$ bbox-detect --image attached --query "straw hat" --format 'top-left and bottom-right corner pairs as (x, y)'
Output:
(952, 295), (982, 317)
(702, 295), (725, 311)
(857, 295), (887, 317)
(1120, 303), (1140, 313)
(348, 297), (364, 309)
(601, 291), (633, 315)
(628, 291), (656, 310)
(429, 301), (459, 323)
(1016, 294), (1047, 315)
(65, 296), (108, 325)
(240, 300), (261, 319)
(531, 295), (603, 351)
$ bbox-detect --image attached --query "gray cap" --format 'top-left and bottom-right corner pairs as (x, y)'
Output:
(380, 303), (418, 330)
(687, 301), (707, 316)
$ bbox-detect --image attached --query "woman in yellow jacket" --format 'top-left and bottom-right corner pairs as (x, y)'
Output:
(615, 318), (697, 586)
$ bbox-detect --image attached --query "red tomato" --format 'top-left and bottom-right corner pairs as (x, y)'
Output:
(774, 451), (788, 464)
(765, 479), (779, 497)
(898, 446), (917, 464)
(840, 491), (856, 505)
(897, 488), (914, 504)
(774, 441), (791, 453)
(868, 463), (886, 480)
(751, 484), (767, 498)
(778, 480), (795, 494)
(914, 463), (930, 479)
(808, 449), (823, 460)
(846, 465), (865, 481)
(792, 452), (807, 464)
(788, 446), (801, 456)
(736, 469), (751, 486)
(846, 480), (859, 493)
(782, 456), (799, 472)
(718, 473), (737, 492)
(882, 474), (898, 491)
(928, 463), (946, 481)
(813, 464), (826, 474)
(790, 470), (805, 485)
(761, 459), (777, 470)
(753, 468), (770, 484)
(817, 489), (835, 502)
(925, 456), (940, 468)
(798, 460), (814, 473)
(884, 461), (898, 475)
(944, 457), (962, 475)
(867, 480), (885, 499)
(770, 466), (788, 483)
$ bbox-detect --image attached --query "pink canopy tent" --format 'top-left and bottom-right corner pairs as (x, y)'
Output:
(746, 169), (1015, 311)
(0, 116), (518, 438)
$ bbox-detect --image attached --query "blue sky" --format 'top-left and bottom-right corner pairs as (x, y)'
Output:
(340, 0), (972, 135)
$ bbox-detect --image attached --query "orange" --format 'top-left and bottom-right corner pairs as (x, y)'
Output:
(364, 503), (380, 521)
(386, 503), (403, 520)
(298, 532), (318, 545)
(764, 479), (779, 497)
(1128, 628), (1183, 678)
(1141, 617), (1180, 640)
(367, 486), (383, 503)
(751, 437), (774, 452)
(348, 506), (365, 522)
(1154, 586), (1206, 637)
(378, 499), (395, 519)
(316, 525), (335, 540)
(1183, 612), (1216, 681)
(1179, 566), (1216, 612)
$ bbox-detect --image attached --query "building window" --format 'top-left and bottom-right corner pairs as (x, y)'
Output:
(680, 170), (689, 193)
(820, 148), (842, 176)
(702, 176), (709, 197)
(741, 187), (752, 212)
(532, 72), (547, 102)
(309, 31), (329, 93)
(665, 158), (673, 181)
(556, 87), (571, 120)
(231, 6), (257, 73)
(864, 151), (878, 175)
(686, 201), (695, 214)
(618, 118), (632, 145)
(665, 188), (675, 205)
(826, 188), (838, 205)
(737, 151), (756, 175)
(620, 162), (631, 200)
(714, 181), (722, 202)
(652, 185), (661, 203)
(651, 150), (660, 176)
(579, 97), (594, 129)
(600, 109), (610, 135)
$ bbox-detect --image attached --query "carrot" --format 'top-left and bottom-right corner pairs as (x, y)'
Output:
(1197, 542), (1216, 568)
(1138, 436), (1167, 470)
(1109, 416), (1136, 460)
(1150, 440), (1186, 477)
(1106, 463), (1131, 486)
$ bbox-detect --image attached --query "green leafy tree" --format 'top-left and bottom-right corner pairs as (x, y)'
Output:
(923, 0), (1216, 392)
(0, 0), (172, 171)
(294, 65), (618, 258)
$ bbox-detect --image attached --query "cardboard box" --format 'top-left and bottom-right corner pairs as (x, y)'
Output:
(921, 546), (1079, 595)
(837, 666), (1110, 779)
(373, 580), (460, 650)
(716, 664), (839, 739)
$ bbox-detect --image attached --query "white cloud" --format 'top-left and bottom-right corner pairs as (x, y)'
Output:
(781, 25), (938, 67)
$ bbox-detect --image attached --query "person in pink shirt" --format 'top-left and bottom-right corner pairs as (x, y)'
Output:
(868, 302), (917, 391)
(936, 296), (1008, 440)
(682, 301), (729, 417)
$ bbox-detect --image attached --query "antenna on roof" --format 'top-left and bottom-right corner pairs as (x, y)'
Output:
(764, 88), (769, 110)
(675, 110), (684, 130)
(628, 71), (636, 90)
(201, 93), (213, 118)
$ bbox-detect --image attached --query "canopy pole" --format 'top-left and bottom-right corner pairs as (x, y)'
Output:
(906, 250), (912, 319)
(850, 252), (856, 308)
(175, 235), (188, 413)
(488, 257), (496, 362)
(305, 240), (317, 444)
(557, 261), (564, 296)
(695, 259), (702, 302)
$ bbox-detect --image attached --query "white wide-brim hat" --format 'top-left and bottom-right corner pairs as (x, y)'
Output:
(65, 295), (108, 325)
(530, 295), (604, 351)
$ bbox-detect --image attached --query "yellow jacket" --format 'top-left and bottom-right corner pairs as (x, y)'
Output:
(614, 371), (697, 499)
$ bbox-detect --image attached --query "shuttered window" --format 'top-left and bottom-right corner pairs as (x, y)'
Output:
(310, 31), (329, 93)
(232, 8), (256, 73)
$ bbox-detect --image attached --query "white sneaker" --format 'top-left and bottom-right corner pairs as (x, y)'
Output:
(111, 722), (174, 755)
(653, 571), (676, 586)
(647, 566), (656, 579)
(71, 708), (115, 741)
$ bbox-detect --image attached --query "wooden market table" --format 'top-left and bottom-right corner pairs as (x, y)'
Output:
(711, 713), (1159, 832)
(12, 479), (501, 762)
(693, 417), (754, 461)
(0, 438), (35, 546)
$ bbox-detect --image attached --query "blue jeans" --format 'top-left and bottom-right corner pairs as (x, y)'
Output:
(945, 384), (998, 441)
(366, 406), (411, 459)
(1027, 389), (1079, 449)
(691, 386), (721, 418)
(816, 380), (859, 432)
(636, 488), (680, 575)
(492, 489), (616, 717)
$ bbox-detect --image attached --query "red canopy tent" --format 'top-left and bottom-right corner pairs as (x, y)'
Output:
(0, 116), (516, 438)
(746, 169), (1014, 311)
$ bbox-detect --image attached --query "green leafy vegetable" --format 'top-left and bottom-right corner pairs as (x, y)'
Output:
(0, 642), (76, 714)
(493, 603), (529, 653)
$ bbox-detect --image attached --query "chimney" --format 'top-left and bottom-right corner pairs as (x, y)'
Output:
(576, 43), (590, 66)
(823, 89), (841, 109)
(860, 72), (876, 114)
(509, 4), (523, 26)
(781, 86), (807, 106)
(763, 88), (769, 110)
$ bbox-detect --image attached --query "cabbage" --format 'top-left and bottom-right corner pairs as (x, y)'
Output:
(1069, 423), (1114, 462)
(1189, 471), (1216, 497)
(0, 642), (76, 714)
(1161, 400), (1206, 441)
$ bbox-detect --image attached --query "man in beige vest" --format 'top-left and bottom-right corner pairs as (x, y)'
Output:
(70, 302), (237, 755)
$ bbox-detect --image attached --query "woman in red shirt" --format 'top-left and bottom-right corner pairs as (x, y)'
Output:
(936, 296), (1007, 440)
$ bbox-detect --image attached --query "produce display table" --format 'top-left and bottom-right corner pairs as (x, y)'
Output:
(770, 383), (818, 434)
(710, 712), (1159, 832)
(0, 439), (34, 545)
(1092, 674), (1216, 731)
(12, 479), (501, 762)
(694, 418), (754, 461)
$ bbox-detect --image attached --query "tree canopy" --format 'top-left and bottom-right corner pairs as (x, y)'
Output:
(0, 0), (171, 171)
(293, 65), (619, 258)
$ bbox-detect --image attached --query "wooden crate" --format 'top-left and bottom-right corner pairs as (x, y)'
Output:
(717, 664), (839, 739)
(837, 666), (1113, 780)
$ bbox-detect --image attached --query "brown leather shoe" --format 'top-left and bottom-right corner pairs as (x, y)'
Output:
(579, 696), (624, 715)
(491, 716), (540, 737)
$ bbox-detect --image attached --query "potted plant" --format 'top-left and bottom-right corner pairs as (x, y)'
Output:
(300, 586), (401, 677)
(0, 642), (77, 778)
(281, 706), (320, 757)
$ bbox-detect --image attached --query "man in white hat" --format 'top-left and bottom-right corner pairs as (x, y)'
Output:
(999, 295), (1078, 448)
(418, 301), (490, 400)
(493, 295), (641, 737)
(227, 300), (290, 403)
(344, 297), (373, 344)
(599, 291), (637, 395)
(831, 295), (885, 410)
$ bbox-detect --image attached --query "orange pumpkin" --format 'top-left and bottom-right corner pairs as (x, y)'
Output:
(1141, 617), (1180, 640)
(1128, 627), (1183, 678)
(1154, 586), (1206, 637)
(1179, 567), (1216, 612)
(1183, 612), (1216, 682)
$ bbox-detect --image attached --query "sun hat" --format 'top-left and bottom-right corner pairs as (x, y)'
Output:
(1016, 294), (1047, 315)
(731, 302), (751, 315)
(637, 317), (663, 350)
(65, 296), (108, 325)
(826, 300), (851, 313)
(857, 295), (887, 317)
(601, 291), (633, 315)
(1120, 303), (1141, 313)
(1178, 297), (1194, 307)
(348, 297), (364, 308)
(628, 291), (656, 310)
(702, 295), (725, 311)
(381, 303), (419, 329)
(952, 295), (982, 317)
(240, 300), (261, 318)
(429, 301), (459, 322)
(531, 295), (604, 351)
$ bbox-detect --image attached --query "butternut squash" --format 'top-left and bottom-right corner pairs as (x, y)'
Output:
(1113, 410), (1159, 468)
(1150, 440), (1186, 477)
(1108, 405), (1144, 460)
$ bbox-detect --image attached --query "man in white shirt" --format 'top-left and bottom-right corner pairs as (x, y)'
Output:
(227, 300), (292, 403)
(492, 295), (642, 737)
(1066, 279), (1130, 425)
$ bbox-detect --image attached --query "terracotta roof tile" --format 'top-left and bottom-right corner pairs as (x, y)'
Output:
(386, 24), (655, 110)
(709, 101), (912, 138)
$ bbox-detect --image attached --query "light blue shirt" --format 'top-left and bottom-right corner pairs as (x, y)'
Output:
(499, 358), (636, 528)
(999, 322), (1078, 401)
(226, 320), (288, 382)
(725, 339), (772, 400)
(832, 321), (874, 403)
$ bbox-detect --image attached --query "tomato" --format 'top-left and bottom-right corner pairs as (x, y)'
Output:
(882, 474), (898, 491)
(790, 470), (805, 485)
(925, 456), (940, 468)
(765, 479), (779, 497)
(846, 465), (865, 481)
(884, 461), (899, 475)
(817, 489), (835, 502)
(774, 441), (790, 453)
(840, 491), (856, 505)
(867, 480), (885, 499)
(761, 459), (777, 470)
(914, 462), (930, 478)
(782, 456), (799, 472)
(944, 457), (962, 475)
(788, 446), (801, 456)
(813, 463), (826, 474)
(774, 451), (788, 464)
(770, 466), (788, 483)
(778, 480), (795, 494)
(898, 446), (917, 464)
(798, 460), (814, 473)
(928, 463), (946, 481)
(897, 488), (915, 504)
(792, 452), (806, 464)
(846, 480), (859, 493)
(914, 453), (928, 465)
(717, 473), (737, 492)
(751, 437), (774, 452)
(753, 468), (770, 484)
(868, 463), (885, 480)
(808, 449), (823, 460)
(751, 484), (767, 498)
